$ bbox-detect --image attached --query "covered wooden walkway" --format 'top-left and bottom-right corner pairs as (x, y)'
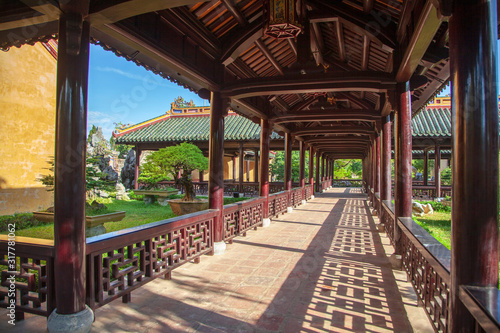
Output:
(1, 188), (431, 332)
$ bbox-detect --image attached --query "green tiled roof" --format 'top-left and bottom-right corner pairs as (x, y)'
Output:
(412, 107), (451, 137)
(115, 114), (281, 144)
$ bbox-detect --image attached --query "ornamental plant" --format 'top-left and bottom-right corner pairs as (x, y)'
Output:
(140, 143), (208, 201)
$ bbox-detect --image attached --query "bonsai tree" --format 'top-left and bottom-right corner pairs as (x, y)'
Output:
(142, 143), (208, 201)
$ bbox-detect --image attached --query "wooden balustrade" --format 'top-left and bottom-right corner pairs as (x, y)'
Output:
(305, 184), (313, 200)
(0, 236), (56, 318)
(85, 210), (216, 310)
(268, 191), (288, 217)
(332, 179), (363, 187)
(222, 197), (265, 242)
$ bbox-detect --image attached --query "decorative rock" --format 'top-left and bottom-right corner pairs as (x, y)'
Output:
(115, 183), (129, 200)
(86, 225), (106, 237)
(423, 203), (434, 215)
(121, 149), (136, 189)
(157, 197), (170, 206)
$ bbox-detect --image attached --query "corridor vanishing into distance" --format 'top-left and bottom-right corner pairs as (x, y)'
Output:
(3, 188), (431, 332)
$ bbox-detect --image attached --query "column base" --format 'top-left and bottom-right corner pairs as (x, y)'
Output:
(213, 241), (226, 255)
(389, 254), (402, 270)
(311, 195), (315, 199)
(262, 218), (271, 227)
(377, 223), (385, 232)
(287, 207), (293, 213)
(301, 200), (306, 205)
(47, 305), (94, 333)
(371, 208), (378, 216)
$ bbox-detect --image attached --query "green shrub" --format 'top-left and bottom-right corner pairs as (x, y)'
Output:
(0, 213), (52, 232)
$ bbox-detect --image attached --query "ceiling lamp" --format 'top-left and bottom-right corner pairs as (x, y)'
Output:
(265, 0), (302, 39)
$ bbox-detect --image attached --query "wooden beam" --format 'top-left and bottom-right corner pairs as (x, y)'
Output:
(396, 1), (443, 82)
(287, 38), (298, 56)
(335, 20), (346, 62)
(221, 20), (263, 65)
(363, 0), (374, 13)
(255, 39), (284, 75)
(222, 71), (396, 98)
(271, 109), (380, 124)
(221, 0), (246, 25)
(294, 125), (375, 136)
(361, 34), (370, 71)
(89, 0), (201, 25)
(310, 22), (325, 66)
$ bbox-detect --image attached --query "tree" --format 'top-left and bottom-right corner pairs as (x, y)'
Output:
(270, 150), (309, 182)
(141, 143), (208, 201)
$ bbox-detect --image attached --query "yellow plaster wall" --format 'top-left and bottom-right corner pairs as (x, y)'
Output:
(0, 43), (56, 215)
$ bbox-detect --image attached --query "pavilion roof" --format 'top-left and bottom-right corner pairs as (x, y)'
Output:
(114, 112), (281, 145)
(412, 107), (451, 138)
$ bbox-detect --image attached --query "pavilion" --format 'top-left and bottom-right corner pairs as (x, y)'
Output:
(0, 1), (498, 332)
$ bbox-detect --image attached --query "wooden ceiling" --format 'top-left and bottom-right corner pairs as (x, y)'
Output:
(0, 0), (457, 159)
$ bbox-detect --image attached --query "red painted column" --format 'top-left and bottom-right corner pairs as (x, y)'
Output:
(394, 82), (412, 253)
(423, 149), (428, 186)
(134, 147), (141, 190)
(299, 141), (305, 188)
(52, 12), (91, 318)
(332, 159), (335, 181)
(232, 156), (236, 181)
(381, 115), (392, 201)
(309, 146), (315, 187)
(208, 91), (226, 252)
(284, 132), (293, 192)
(254, 148), (259, 183)
(375, 133), (381, 195)
(260, 119), (271, 225)
(434, 143), (441, 198)
(315, 152), (321, 193)
(321, 155), (325, 183)
(449, 0), (499, 330)
(238, 142), (244, 193)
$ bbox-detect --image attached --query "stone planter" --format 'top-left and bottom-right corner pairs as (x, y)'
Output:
(168, 199), (209, 216)
(134, 189), (179, 205)
(32, 211), (126, 237)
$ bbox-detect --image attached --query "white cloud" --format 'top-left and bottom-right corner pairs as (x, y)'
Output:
(87, 110), (122, 139)
(96, 66), (168, 87)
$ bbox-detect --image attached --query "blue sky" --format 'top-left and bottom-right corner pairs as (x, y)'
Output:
(88, 44), (206, 139)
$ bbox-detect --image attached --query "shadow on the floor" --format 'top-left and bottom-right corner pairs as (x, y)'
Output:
(253, 188), (414, 331)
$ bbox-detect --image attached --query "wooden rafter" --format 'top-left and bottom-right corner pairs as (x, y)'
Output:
(255, 39), (284, 75)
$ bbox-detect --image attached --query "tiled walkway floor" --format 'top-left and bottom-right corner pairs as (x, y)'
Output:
(1, 188), (432, 332)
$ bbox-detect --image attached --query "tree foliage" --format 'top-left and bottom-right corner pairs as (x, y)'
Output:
(270, 151), (309, 182)
(140, 143), (208, 201)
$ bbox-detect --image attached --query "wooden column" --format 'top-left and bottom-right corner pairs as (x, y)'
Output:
(199, 170), (204, 182)
(299, 141), (305, 188)
(309, 146), (315, 187)
(394, 82), (412, 253)
(232, 156), (236, 181)
(434, 143), (441, 198)
(315, 152), (321, 193)
(260, 119), (271, 222)
(381, 115), (392, 201)
(423, 149), (429, 186)
(208, 91), (226, 249)
(53, 13), (90, 317)
(332, 159), (335, 180)
(254, 148), (259, 182)
(375, 133), (381, 195)
(134, 147), (141, 190)
(284, 133), (293, 192)
(238, 142), (244, 193)
(449, 0), (499, 330)
(321, 155), (325, 182)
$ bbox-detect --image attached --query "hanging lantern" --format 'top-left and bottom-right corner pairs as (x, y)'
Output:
(265, 0), (302, 39)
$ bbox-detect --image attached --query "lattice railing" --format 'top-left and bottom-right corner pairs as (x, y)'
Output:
(222, 197), (264, 242)
(268, 191), (288, 217)
(269, 183), (285, 194)
(305, 185), (312, 200)
(290, 187), (303, 207)
(398, 217), (450, 333)
(381, 200), (395, 245)
(86, 210), (216, 310)
(412, 186), (452, 199)
(0, 237), (55, 318)
(333, 179), (363, 187)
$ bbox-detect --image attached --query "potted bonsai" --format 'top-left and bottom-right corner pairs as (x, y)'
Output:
(141, 142), (209, 215)
(135, 160), (179, 205)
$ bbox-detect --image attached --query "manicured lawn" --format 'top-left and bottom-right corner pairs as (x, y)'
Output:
(2, 196), (250, 240)
(413, 211), (452, 249)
